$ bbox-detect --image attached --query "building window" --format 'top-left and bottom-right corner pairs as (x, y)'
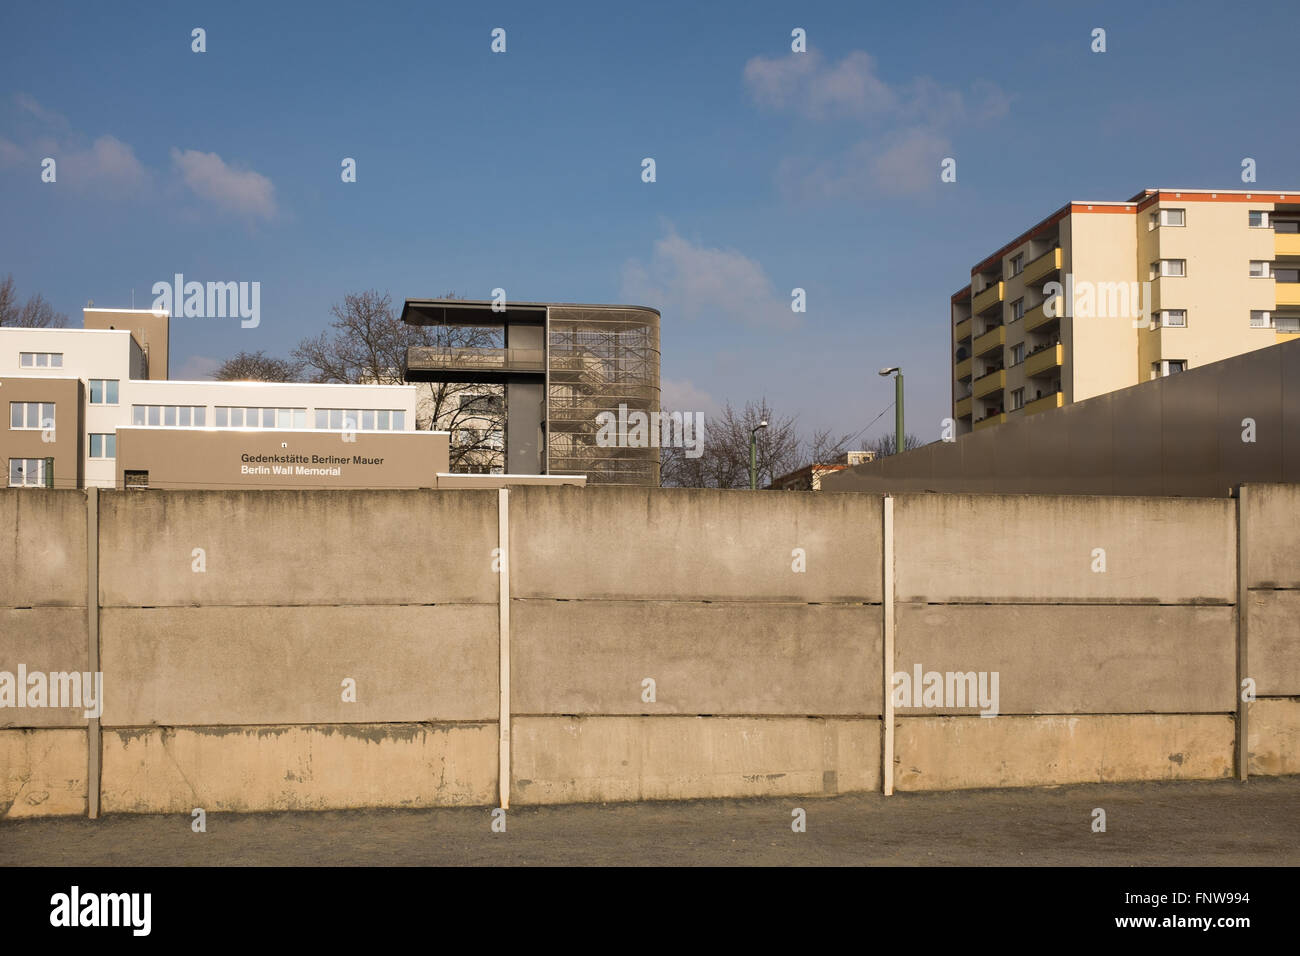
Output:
(1010, 298), (1024, 322)
(1010, 343), (1025, 365)
(1249, 210), (1270, 228)
(1251, 310), (1272, 328)
(19, 352), (63, 368)
(1160, 310), (1187, 328)
(1009, 388), (1025, 411)
(88, 379), (119, 404)
(1249, 260), (1271, 278)
(10, 401), (54, 430)
(133, 405), (206, 427)
(8, 458), (47, 487)
(1009, 254), (1024, 277)
(124, 470), (149, 490)
(1276, 317), (1300, 334)
(214, 407), (306, 429)
(1167, 360), (1186, 374)
(314, 408), (405, 431)
(1153, 259), (1186, 278)
(1161, 208), (1185, 227)
(88, 434), (116, 459)
(1275, 267), (1300, 284)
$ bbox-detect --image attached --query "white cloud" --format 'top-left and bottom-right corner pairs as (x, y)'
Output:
(621, 229), (796, 329)
(62, 135), (149, 194)
(744, 50), (1008, 202)
(744, 50), (897, 119)
(13, 92), (70, 130)
(782, 128), (951, 201)
(660, 378), (721, 416)
(743, 49), (1009, 127)
(171, 148), (277, 220)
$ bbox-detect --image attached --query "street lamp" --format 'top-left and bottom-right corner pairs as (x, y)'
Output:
(878, 367), (904, 456)
(750, 420), (768, 490)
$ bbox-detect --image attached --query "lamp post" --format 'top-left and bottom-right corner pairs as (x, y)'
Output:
(750, 420), (768, 490)
(878, 367), (904, 455)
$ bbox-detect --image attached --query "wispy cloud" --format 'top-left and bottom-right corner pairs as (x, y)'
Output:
(2, 95), (148, 195)
(170, 148), (277, 220)
(661, 377), (721, 416)
(743, 50), (1009, 200)
(780, 127), (951, 202)
(621, 229), (796, 329)
(13, 92), (71, 130)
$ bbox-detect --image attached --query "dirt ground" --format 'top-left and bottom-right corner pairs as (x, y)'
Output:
(2, 776), (1297, 867)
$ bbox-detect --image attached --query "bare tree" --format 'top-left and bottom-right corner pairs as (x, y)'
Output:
(867, 432), (925, 457)
(0, 274), (68, 327)
(807, 426), (856, 465)
(661, 398), (802, 489)
(214, 350), (303, 382)
(293, 289), (506, 471)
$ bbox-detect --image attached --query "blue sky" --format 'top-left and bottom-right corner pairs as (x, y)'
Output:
(2, 0), (1297, 445)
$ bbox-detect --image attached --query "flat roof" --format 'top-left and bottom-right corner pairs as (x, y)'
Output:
(401, 298), (660, 326)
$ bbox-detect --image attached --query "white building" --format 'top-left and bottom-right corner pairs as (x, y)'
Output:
(3, 308), (419, 489)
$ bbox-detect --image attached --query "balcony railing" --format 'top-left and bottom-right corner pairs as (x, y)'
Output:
(1023, 391), (1063, 416)
(954, 395), (973, 419)
(954, 316), (973, 342)
(1021, 247), (1062, 287)
(1024, 298), (1062, 332)
(1276, 232), (1300, 257)
(955, 356), (972, 380)
(972, 368), (1006, 398)
(406, 346), (545, 373)
(973, 412), (1005, 431)
(1024, 343), (1064, 378)
(973, 324), (1005, 357)
(1277, 279), (1300, 308)
(972, 281), (1004, 315)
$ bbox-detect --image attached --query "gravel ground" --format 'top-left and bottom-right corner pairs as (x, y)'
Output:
(2, 776), (1297, 866)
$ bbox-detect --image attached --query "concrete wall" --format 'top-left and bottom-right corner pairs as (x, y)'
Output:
(0, 484), (1295, 817)
(1242, 484), (1300, 776)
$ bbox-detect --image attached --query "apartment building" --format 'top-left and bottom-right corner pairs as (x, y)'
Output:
(3, 308), (423, 489)
(951, 188), (1300, 435)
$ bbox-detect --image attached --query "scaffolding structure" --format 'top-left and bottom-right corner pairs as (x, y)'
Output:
(546, 307), (660, 485)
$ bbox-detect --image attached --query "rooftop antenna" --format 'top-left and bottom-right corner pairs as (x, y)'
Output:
(131, 289), (135, 309)
(86, 299), (93, 308)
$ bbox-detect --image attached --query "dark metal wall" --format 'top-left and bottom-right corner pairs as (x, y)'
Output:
(823, 337), (1300, 497)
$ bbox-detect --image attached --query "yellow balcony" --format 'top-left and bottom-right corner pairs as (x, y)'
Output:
(1024, 298), (1062, 332)
(1023, 391), (1064, 417)
(955, 356), (972, 380)
(973, 413), (1005, 431)
(972, 281), (1004, 315)
(1021, 247), (1062, 287)
(1024, 343), (1064, 377)
(972, 369), (1005, 398)
(973, 324), (1005, 357)
(954, 317), (973, 341)
(954, 395), (973, 419)
(1275, 232), (1300, 257)
(1277, 283), (1300, 307)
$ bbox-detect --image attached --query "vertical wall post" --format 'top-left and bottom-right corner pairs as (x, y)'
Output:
(1235, 485), (1250, 781)
(497, 488), (511, 809)
(86, 487), (101, 819)
(882, 495), (895, 796)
